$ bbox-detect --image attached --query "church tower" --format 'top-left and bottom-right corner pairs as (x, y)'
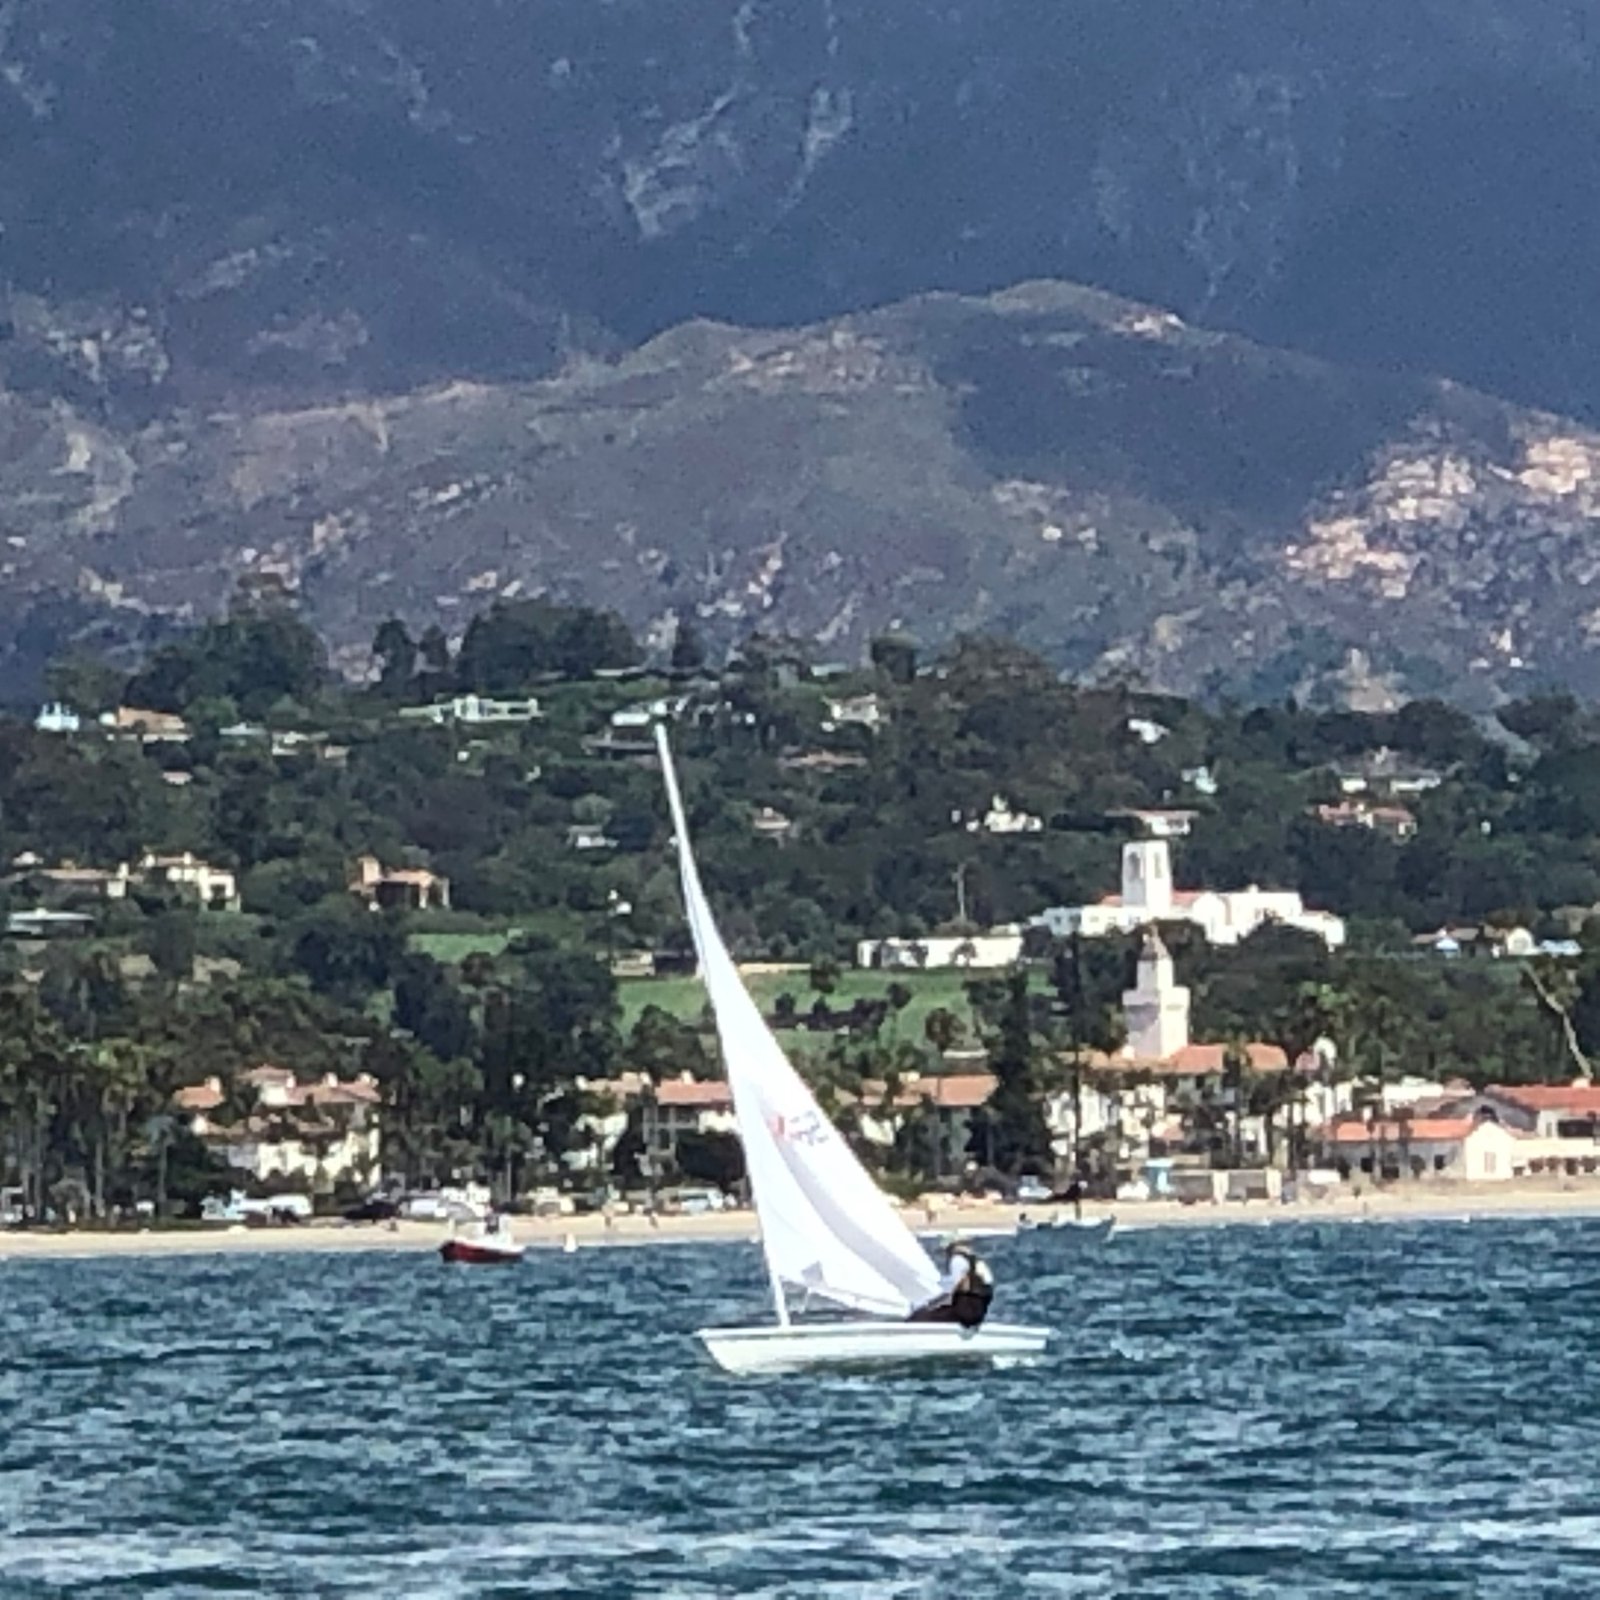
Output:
(1122, 929), (1190, 1060)
(1120, 838), (1174, 917)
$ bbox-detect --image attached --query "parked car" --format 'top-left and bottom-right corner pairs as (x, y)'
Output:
(1014, 1177), (1053, 1206)
(343, 1195), (400, 1223)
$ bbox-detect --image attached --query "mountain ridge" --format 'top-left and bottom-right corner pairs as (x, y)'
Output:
(6, 277), (1600, 708)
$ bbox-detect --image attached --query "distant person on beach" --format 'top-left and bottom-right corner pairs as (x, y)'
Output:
(908, 1240), (994, 1329)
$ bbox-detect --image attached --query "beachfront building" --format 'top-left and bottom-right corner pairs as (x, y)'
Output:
(1421, 1082), (1600, 1177)
(641, 1076), (737, 1167)
(855, 1073), (997, 1174)
(175, 1068), (382, 1191)
(1032, 838), (1346, 949)
(1048, 931), (1298, 1169)
(1315, 1116), (1521, 1182)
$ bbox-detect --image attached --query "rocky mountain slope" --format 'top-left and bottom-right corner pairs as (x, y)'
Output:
(7, 279), (1600, 708)
(5, 0), (1600, 701)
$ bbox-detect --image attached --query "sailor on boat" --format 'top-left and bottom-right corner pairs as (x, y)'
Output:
(907, 1240), (995, 1329)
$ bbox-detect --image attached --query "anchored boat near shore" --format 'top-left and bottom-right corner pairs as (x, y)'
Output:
(655, 725), (1050, 1376)
(439, 1217), (525, 1265)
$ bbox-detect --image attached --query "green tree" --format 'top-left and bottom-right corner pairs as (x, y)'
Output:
(372, 618), (417, 699)
(670, 614), (707, 674)
(285, 897), (406, 1005)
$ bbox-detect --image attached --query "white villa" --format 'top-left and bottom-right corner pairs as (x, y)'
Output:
(138, 852), (242, 912)
(964, 796), (1043, 835)
(398, 694), (542, 726)
(1033, 838), (1345, 949)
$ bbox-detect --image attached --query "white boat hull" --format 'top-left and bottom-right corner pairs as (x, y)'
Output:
(697, 1319), (1050, 1376)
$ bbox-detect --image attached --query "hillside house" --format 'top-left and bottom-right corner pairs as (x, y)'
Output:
(34, 702), (80, 734)
(398, 694), (541, 726)
(1107, 807), (1198, 838)
(965, 796), (1043, 835)
(1412, 925), (1536, 959)
(7, 852), (239, 912)
(100, 707), (191, 743)
(138, 852), (241, 912)
(1333, 750), (1444, 797)
(1313, 800), (1418, 839)
(823, 693), (885, 730)
(4, 909), (96, 940)
(6, 857), (131, 903)
(349, 854), (451, 911)
(750, 806), (795, 842)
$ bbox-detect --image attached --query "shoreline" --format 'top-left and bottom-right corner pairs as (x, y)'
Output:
(2, 1181), (1599, 1262)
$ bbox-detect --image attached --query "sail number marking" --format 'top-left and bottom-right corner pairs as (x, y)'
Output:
(768, 1108), (829, 1147)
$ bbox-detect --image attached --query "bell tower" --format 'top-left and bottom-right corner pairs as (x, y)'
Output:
(1122, 929), (1190, 1059)
(1121, 838), (1173, 917)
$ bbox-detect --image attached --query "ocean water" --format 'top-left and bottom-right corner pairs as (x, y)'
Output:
(2, 1217), (1599, 1598)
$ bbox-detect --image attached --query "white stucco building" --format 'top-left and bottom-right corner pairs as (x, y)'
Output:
(1045, 931), (1296, 1168)
(855, 928), (1025, 970)
(175, 1069), (382, 1191)
(1321, 1117), (1520, 1182)
(1033, 839), (1345, 949)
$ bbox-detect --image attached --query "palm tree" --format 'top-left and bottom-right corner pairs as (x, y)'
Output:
(139, 1113), (180, 1218)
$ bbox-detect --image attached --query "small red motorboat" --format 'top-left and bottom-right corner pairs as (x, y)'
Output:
(440, 1235), (525, 1264)
(439, 1216), (525, 1265)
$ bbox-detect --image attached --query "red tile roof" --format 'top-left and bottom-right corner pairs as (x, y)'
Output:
(1327, 1117), (1479, 1143)
(1096, 890), (1208, 909)
(880, 1073), (996, 1110)
(655, 1079), (733, 1110)
(1488, 1084), (1600, 1116)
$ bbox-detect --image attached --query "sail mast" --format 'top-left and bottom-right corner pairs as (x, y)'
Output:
(655, 723), (942, 1322)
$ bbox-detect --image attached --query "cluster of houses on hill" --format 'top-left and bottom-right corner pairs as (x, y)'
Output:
(4, 847), (452, 939)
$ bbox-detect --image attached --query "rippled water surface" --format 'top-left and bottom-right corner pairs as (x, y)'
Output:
(4, 1217), (1600, 1597)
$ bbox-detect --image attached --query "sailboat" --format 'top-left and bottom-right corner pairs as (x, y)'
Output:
(656, 726), (1051, 1376)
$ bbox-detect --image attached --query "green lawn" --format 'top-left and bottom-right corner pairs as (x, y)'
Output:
(409, 929), (517, 964)
(411, 925), (1035, 1048)
(619, 968), (990, 1042)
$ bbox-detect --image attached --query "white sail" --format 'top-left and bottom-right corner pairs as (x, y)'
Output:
(656, 726), (942, 1318)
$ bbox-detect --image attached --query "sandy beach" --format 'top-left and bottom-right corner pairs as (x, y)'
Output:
(2, 1180), (1599, 1262)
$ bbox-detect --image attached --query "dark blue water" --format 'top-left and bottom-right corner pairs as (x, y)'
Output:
(3, 1218), (1599, 1598)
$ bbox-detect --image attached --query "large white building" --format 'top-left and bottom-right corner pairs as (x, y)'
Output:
(1033, 838), (1345, 949)
(855, 929), (1025, 971)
